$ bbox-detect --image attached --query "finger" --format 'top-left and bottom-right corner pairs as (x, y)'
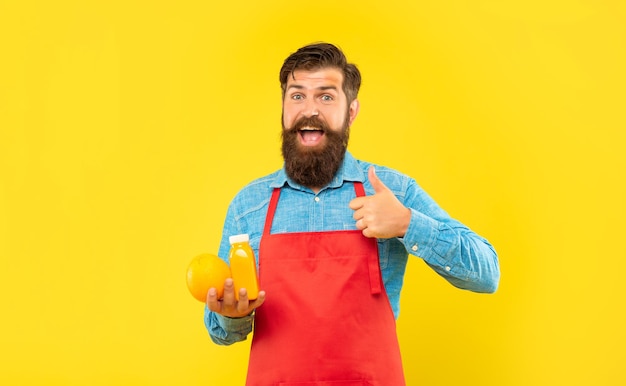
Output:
(206, 287), (221, 312)
(368, 166), (388, 194)
(356, 218), (366, 230)
(249, 290), (267, 309)
(221, 278), (236, 306)
(237, 288), (250, 313)
(362, 227), (375, 238)
(349, 196), (365, 210)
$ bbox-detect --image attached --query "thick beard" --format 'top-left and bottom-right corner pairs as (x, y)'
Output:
(281, 115), (350, 189)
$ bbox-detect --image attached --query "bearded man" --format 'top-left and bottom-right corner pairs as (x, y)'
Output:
(204, 42), (500, 386)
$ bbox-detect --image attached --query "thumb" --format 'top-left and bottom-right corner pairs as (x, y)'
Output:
(368, 166), (387, 194)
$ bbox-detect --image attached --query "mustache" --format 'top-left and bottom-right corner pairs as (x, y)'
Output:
(288, 116), (332, 132)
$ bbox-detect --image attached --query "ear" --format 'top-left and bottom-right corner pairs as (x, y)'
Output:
(348, 99), (360, 126)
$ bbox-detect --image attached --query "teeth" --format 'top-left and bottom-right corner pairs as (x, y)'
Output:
(300, 126), (318, 131)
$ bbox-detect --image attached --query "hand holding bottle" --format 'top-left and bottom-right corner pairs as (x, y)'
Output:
(206, 234), (265, 318)
(206, 278), (266, 318)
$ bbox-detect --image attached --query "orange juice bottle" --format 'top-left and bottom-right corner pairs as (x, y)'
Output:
(228, 234), (260, 300)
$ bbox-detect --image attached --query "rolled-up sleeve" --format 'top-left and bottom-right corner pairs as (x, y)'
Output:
(204, 306), (254, 346)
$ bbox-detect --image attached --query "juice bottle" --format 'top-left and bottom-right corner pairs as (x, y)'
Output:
(228, 234), (260, 300)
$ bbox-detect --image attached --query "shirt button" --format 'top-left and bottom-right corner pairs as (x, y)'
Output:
(445, 266), (451, 272)
(411, 245), (418, 251)
(314, 197), (320, 202)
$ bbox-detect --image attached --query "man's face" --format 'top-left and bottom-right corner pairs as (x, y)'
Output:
(282, 68), (358, 144)
(281, 68), (359, 189)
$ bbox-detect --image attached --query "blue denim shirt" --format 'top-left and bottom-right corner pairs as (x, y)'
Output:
(205, 152), (499, 345)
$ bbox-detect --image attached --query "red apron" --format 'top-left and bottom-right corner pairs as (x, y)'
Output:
(246, 183), (405, 386)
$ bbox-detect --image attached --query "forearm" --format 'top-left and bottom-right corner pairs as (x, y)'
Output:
(204, 306), (254, 345)
(403, 208), (500, 293)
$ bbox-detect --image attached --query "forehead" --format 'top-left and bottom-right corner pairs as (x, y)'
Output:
(286, 67), (344, 89)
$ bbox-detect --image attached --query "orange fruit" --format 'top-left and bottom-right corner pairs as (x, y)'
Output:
(186, 253), (231, 302)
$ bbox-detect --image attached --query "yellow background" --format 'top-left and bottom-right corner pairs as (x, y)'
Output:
(1, 0), (624, 385)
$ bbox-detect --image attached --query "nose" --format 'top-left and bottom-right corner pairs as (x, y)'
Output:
(302, 99), (319, 117)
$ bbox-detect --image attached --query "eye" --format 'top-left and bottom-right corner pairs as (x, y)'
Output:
(291, 93), (304, 101)
(321, 94), (334, 102)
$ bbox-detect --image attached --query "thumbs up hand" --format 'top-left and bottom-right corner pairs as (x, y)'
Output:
(349, 166), (412, 239)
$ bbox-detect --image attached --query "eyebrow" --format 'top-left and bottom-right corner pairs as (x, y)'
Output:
(286, 85), (339, 92)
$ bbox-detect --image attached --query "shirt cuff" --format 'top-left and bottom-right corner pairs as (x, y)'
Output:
(403, 208), (439, 260)
(205, 306), (254, 345)
(214, 312), (254, 332)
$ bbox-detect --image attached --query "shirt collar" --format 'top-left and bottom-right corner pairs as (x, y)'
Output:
(270, 151), (365, 191)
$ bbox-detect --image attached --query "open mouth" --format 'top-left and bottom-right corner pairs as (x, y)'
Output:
(298, 126), (325, 146)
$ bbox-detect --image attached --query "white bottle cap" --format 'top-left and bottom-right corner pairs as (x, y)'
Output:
(229, 234), (249, 244)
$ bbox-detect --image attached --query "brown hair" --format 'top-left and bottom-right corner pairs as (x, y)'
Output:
(279, 43), (361, 103)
